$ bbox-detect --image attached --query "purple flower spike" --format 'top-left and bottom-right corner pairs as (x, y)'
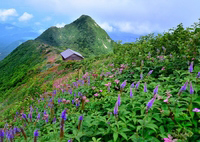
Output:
(180, 81), (188, 92)
(53, 117), (56, 123)
(79, 116), (83, 121)
(22, 114), (27, 119)
(61, 110), (67, 120)
(130, 88), (133, 98)
(144, 82), (147, 92)
(113, 101), (118, 115)
(37, 113), (40, 120)
(148, 70), (153, 75)
(140, 73), (143, 80)
(118, 94), (121, 106)
(0, 129), (4, 138)
(190, 82), (194, 94)
(153, 86), (158, 95)
(135, 81), (140, 89)
(147, 98), (156, 110)
(131, 82), (134, 88)
(189, 62), (193, 73)
(34, 130), (39, 137)
(120, 80), (127, 89)
(197, 72), (200, 78)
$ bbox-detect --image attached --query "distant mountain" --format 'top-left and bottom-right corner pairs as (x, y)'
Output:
(108, 31), (141, 43)
(0, 23), (39, 60)
(0, 40), (25, 60)
(36, 15), (113, 57)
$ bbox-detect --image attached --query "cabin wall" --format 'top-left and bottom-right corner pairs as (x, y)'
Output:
(64, 54), (83, 61)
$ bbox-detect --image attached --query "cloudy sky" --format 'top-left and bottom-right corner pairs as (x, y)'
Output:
(1, 0), (200, 35)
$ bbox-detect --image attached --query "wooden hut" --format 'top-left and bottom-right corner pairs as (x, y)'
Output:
(60, 49), (84, 61)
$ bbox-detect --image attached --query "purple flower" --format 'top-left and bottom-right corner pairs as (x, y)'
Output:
(68, 89), (72, 94)
(153, 86), (158, 95)
(53, 90), (56, 95)
(120, 80), (127, 89)
(79, 116), (83, 121)
(53, 117), (56, 123)
(22, 114), (27, 119)
(68, 139), (72, 142)
(0, 129), (4, 138)
(58, 98), (62, 104)
(88, 76), (90, 85)
(34, 130), (39, 137)
(61, 110), (67, 120)
(148, 70), (153, 75)
(72, 99), (75, 104)
(147, 98), (156, 110)
(197, 72), (200, 78)
(144, 82), (147, 92)
(118, 94), (121, 106)
(113, 101), (118, 115)
(140, 73), (143, 80)
(130, 88), (133, 98)
(190, 82), (194, 94)
(131, 82), (134, 88)
(180, 81), (188, 92)
(135, 81), (140, 89)
(189, 62), (193, 73)
(37, 113), (40, 120)
(193, 108), (200, 112)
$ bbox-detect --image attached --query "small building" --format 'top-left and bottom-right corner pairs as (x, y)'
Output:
(60, 49), (84, 61)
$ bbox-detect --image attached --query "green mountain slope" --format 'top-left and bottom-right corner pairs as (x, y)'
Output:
(36, 15), (113, 56)
(0, 15), (113, 99)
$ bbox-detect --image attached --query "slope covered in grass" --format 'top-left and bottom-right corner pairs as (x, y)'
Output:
(0, 23), (200, 141)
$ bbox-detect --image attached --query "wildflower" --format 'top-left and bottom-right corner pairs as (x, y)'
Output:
(85, 99), (90, 103)
(163, 134), (178, 142)
(61, 110), (67, 121)
(161, 67), (165, 70)
(135, 81), (140, 89)
(162, 46), (166, 51)
(113, 101), (118, 116)
(58, 98), (62, 104)
(92, 86), (96, 90)
(0, 129), (4, 140)
(88, 76), (90, 85)
(53, 117), (56, 123)
(94, 93), (98, 97)
(148, 70), (153, 75)
(109, 75), (114, 78)
(190, 82), (194, 94)
(189, 62), (193, 73)
(22, 114), (29, 123)
(20, 128), (27, 141)
(114, 79), (120, 84)
(72, 100), (75, 104)
(131, 82), (134, 88)
(118, 94), (121, 106)
(144, 82), (147, 92)
(34, 130), (39, 142)
(60, 110), (67, 139)
(197, 72), (200, 78)
(153, 86), (159, 95)
(78, 116), (83, 130)
(120, 80), (127, 89)
(180, 81), (188, 92)
(140, 73), (143, 80)
(146, 98), (155, 110)
(43, 110), (48, 123)
(130, 88), (133, 98)
(37, 113), (40, 120)
(99, 90), (102, 92)
(193, 108), (200, 112)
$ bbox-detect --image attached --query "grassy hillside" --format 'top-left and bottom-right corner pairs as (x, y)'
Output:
(0, 22), (200, 141)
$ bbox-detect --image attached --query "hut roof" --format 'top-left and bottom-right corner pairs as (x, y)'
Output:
(60, 49), (83, 59)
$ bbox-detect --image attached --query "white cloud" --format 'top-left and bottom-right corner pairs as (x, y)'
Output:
(43, 16), (52, 21)
(38, 29), (45, 34)
(22, 0), (200, 34)
(99, 22), (114, 32)
(18, 12), (33, 21)
(55, 23), (65, 28)
(0, 8), (18, 21)
(35, 22), (41, 25)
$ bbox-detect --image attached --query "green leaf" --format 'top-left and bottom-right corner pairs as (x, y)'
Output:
(113, 132), (118, 142)
(145, 123), (158, 132)
(120, 132), (128, 140)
